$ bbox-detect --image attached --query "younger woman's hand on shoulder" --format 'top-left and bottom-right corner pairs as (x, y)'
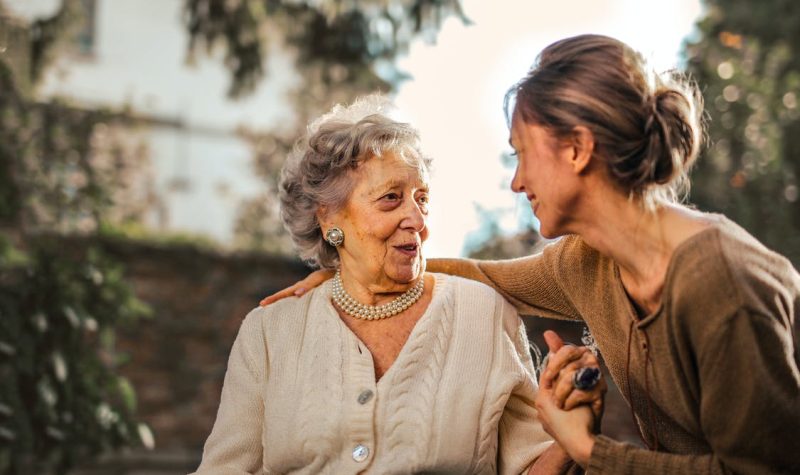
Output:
(259, 269), (334, 306)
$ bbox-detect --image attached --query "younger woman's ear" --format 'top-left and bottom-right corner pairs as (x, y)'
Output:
(569, 125), (596, 174)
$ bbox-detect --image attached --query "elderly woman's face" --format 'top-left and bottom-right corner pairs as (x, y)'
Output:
(327, 150), (430, 287)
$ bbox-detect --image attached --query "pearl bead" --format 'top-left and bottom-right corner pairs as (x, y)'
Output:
(331, 270), (424, 320)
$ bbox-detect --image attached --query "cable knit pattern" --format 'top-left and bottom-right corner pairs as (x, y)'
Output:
(191, 273), (552, 475)
(382, 276), (453, 468)
(296, 294), (342, 469)
(473, 295), (507, 474)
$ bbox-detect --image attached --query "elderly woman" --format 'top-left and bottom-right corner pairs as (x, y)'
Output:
(191, 97), (587, 474)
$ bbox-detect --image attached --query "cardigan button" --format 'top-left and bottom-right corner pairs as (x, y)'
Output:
(357, 390), (374, 404)
(352, 444), (369, 462)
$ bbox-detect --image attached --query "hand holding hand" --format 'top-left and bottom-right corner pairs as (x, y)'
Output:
(540, 330), (606, 421)
(534, 330), (606, 468)
(535, 382), (596, 468)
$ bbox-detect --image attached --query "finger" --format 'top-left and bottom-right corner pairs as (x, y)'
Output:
(260, 270), (334, 306)
(563, 389), (598, 411)
(546, 345), (591, 379)
(534, 393), (558, 438)
(535, 393), (552, 417)
(543, 330), (565, 353)
(592, 396), (605, 422)
(581, 350), (601, 368)
(551, 361), (584, 406)
(548, 346), (589, 374)
(587, 381), (608, 420)
(551, 351), (603, 403)
(562, 379), (606, 411)
(259, 285), (301, 306)
(309, 269), (335, 285)
(541, 346), (589, 388)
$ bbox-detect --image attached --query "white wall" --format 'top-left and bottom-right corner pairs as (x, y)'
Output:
(5, 0), (299, 244)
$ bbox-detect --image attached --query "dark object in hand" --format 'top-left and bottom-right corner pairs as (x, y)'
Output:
(573, 367), (601, 390)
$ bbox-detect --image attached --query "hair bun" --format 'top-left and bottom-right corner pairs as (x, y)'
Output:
(640, 82), (703, 190)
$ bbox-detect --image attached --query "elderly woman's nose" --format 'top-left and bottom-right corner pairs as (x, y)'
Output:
(400, 199), (426, 230)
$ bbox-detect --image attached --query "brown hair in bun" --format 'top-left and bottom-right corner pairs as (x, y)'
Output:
(506, 34), (704, 206)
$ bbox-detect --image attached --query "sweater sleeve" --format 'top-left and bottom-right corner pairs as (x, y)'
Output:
(588, 307), (800, 475)
(428, 239), (581, 321)
(191, 309), (267, 475)
(496, 296), (555, 475)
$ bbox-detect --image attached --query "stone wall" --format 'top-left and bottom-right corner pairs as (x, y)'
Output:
(106, 239), (308, 449)
(73, 237), (308, 473)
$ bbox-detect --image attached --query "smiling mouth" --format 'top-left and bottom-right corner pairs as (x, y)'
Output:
(394, 243), (419, 256)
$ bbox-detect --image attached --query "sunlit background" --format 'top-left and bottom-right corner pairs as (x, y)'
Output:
(2, 0), (703, 257)
(2, 0), (798, 473)
(394, 0), (703, 255)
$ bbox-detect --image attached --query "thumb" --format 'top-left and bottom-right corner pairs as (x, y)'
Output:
(543, 330), (565, 354)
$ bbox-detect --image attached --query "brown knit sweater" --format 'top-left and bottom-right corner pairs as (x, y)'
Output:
(431, 216), (800, 475)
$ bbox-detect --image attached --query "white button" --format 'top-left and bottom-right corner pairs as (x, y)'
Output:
(357, 390), (373, 404)
(352, 444), (369, 462)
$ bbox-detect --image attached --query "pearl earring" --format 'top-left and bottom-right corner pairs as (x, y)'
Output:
(325, 227), (344, 247)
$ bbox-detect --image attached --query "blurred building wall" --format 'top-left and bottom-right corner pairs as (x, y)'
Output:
(3, 0), (299, 244)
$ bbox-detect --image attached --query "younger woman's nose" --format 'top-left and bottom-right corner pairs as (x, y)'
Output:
(511, 167), (525, 193)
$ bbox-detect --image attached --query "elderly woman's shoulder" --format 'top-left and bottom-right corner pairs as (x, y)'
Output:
(433, 273), (513, 310)
(241, 285), (323, 330)
(433, 273), (522, 338)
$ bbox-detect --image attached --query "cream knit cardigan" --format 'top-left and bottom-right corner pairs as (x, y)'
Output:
(191, 274), (552, 474)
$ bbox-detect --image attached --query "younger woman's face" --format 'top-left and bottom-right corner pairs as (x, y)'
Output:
(509, 115), (583, 238)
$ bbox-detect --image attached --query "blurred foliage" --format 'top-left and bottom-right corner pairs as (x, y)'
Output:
(29, 0), (83, 85)
(0, 0), (468, 469)
(185, 0), (469, 98)
(686, 0), (800, 265)
(473, 1), (800, 266)
(1, 3), (152, 473)
(463, 150), (545, 258)
(467, 226), (546, 260)
(231, 127), (294, 253)
(0, 63), (157, 235)
(190, 0), (469, 252)
(0, 236), (151, 474)
(98, 221), (222, 253)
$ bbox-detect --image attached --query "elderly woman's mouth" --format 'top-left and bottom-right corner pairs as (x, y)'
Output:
(394, 243), (420, 257)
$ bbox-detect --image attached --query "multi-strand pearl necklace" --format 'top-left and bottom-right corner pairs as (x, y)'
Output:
(331, 269), (424, 320)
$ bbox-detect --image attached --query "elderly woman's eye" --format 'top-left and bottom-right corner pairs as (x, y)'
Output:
(382, 193), (401, 201)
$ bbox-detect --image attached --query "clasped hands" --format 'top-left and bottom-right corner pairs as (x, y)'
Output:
(536, 330), (607, 469)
